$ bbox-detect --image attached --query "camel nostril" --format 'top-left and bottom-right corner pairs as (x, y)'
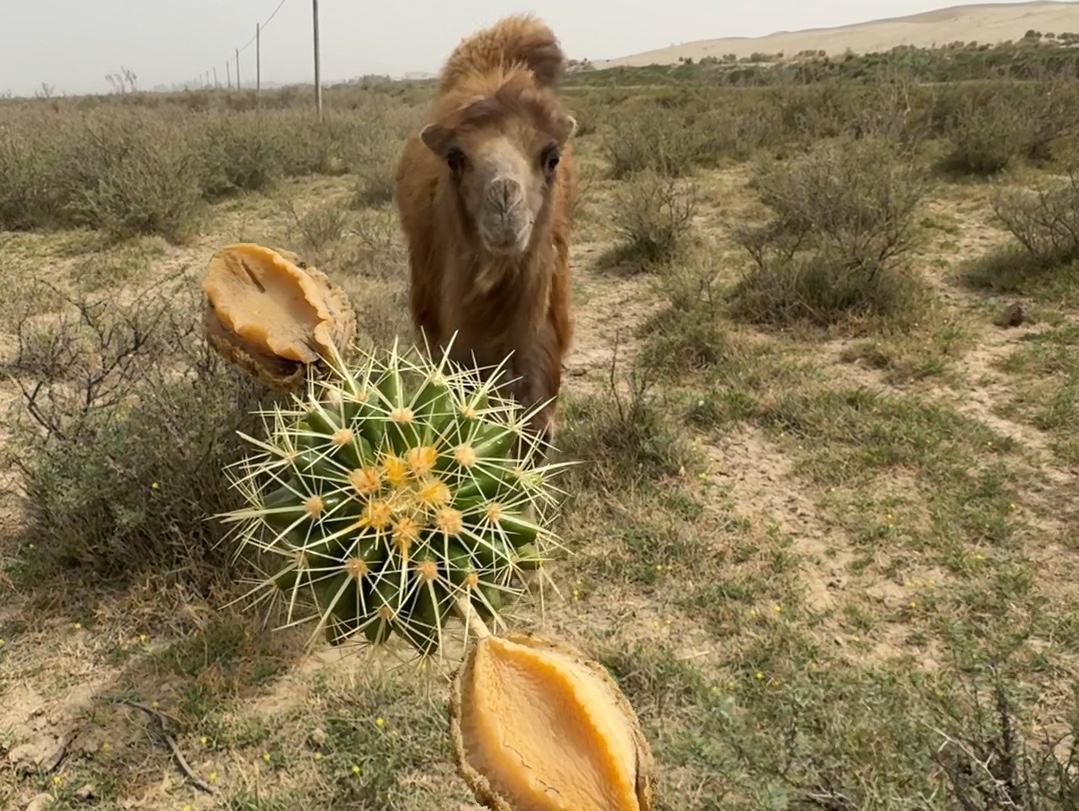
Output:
(489, 177), (518, 210)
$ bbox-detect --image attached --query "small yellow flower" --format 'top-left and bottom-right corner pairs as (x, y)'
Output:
(375, 717), (385, 728)
(100, 741), (112, 752)
(262, 752), (271, 762)
(207, 771), (217, 782)
(773, 604), (781, 613)
(52, 775), (61, 785)
(755, 671), (764, 680)
(138, 633), (147, 643)
(73, 622), (82, 630)
(199, 735), (208, 745)
(748, 608), (758, 617)
(313, 752), (323, 761)
(151, 701), (159, 710)
(350, 764), (361, 775)
(909, 601), (917, 609)
(183, 805), (194, 811)
(150, 482), (160, 490)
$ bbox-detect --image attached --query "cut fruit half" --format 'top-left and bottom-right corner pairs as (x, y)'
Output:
(202, 242), (355, 389)
(449, 632), (655, 811)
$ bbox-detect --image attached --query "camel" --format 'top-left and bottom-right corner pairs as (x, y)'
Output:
(393, 14), (579, 454)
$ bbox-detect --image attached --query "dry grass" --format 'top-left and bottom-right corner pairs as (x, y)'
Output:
(3, 46), (1079, 811)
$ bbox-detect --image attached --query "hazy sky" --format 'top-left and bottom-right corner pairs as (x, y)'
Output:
(0, 0), (1045, 96)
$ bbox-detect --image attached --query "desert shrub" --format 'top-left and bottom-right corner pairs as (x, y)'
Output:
(0, 109), (203, 242)
(0, 95), (425, 239)
(343, 97), (423, 207)
(602, 100), (728, 178)
(933, 671), (1079, 811)
(937, 91), (1032, 176)
(991, 169), (1079, 267)
(196, 111), (292, 198)
(607, 170), (699, 268)
(0, 125), (72, 231)
(764, 80), (864, 142)
(557, 344), (693, 490)
(638, 258), (730, 375)
(350, 128), (401, 207)
(730, 135), (930, 329)
(272, 109), (353, 177)
(934, 77), (1079, 175)
(2, 275), (270, 589)
(0, 109), (201, 240)
(281, 197), (352, 259)
(62, 112), (204, 243)
(330, 207), (412, 350)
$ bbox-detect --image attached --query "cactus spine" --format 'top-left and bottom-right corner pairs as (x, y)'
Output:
(218, 337), (571, 658)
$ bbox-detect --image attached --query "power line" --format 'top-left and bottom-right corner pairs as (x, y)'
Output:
(189, 0), (291, 90)
(237, 0), (289, 54)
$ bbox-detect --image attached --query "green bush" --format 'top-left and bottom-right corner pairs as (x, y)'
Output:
(730, 135), (930, 329)
(991, 169), (1079, 267)
(63, 111), (204, 243)
(608, 170), (699, 268)
(3, 276), (270, 589)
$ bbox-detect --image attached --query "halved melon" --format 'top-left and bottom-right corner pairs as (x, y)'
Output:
(449, 632), (655, 811)
(201, 243), (355, 389)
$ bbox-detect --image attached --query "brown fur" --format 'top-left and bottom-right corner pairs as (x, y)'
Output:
(394, 14), (578, 452)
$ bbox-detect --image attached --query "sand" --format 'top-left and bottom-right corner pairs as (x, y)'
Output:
(590, 1), (1079, 68)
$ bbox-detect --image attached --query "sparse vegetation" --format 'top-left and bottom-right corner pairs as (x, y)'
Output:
(1, 276), (268, 588)
(961, 167), (1079, 301)
(730, 135), (931, 329)
(4, 34), (1079, 811)
(605, 169), (699, 268)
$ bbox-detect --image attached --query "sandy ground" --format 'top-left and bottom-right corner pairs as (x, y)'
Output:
(592, 1), (1079, 67)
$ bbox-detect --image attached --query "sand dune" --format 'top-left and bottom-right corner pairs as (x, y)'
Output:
(592, 1), (1079, 68)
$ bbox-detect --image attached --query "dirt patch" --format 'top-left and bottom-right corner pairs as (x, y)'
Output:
(701, 427), (853, 614)
(562, 240), (663, 395)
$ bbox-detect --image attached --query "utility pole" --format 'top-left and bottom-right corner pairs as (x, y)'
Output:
(312, 0), (322, 121)
(236, 47), (241, 89)
(213, 66), (218, 88)
(226, 60), (232, 89)
(256, 23), (261, 97)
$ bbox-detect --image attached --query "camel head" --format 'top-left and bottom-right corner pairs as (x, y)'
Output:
(420, 74), (577, 258)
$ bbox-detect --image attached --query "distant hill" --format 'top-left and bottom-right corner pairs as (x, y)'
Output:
(590, 1), (1079, 68)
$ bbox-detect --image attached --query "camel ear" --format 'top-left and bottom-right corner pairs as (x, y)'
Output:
(420, 123), (455, 158)
(553, 114), (577, 144)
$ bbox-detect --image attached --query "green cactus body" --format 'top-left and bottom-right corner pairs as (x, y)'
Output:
(218, 339), (571, 659)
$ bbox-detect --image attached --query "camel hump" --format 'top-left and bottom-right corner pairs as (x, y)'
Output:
(437, 14), (565, 93)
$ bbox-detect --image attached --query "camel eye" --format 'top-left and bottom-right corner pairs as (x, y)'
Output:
(541, 143), (560, 175)
(446, 147), (468, 173)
